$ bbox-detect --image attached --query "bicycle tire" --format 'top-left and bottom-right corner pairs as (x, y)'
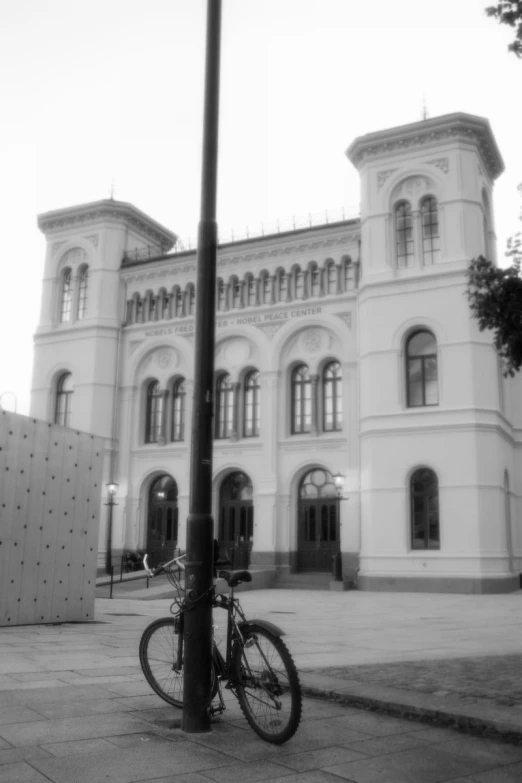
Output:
(139, 617), (184, 707)
(234, 624), (302, 744)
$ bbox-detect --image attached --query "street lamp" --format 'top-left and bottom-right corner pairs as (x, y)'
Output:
(105, 483), (119, 575)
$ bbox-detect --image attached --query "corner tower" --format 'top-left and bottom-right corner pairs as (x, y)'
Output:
(31, 200), (176, 437)
(347, 114), (516, 593)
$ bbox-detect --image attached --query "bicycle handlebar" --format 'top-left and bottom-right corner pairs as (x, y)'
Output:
(143, 553), (186, 578)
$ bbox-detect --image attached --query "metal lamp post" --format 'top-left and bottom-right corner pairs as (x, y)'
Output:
(105, 482), (118, 575)
(182, 0), (222, 734)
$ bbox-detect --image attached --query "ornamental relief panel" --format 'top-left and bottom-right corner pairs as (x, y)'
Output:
(391, 176), (436, 204)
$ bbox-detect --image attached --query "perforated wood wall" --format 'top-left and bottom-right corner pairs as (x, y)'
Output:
(0, 411), (104, 626)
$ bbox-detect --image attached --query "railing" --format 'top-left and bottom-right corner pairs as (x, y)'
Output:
(122, 206), (360, 262)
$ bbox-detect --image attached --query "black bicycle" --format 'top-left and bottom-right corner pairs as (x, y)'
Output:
(139, 553), (302, 744)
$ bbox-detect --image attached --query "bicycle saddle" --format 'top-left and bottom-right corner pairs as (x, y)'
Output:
(218, 569), (252, 587)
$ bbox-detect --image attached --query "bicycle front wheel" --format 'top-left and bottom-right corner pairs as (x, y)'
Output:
(139, 617), (184, 707)
(235, 624), (302, 743)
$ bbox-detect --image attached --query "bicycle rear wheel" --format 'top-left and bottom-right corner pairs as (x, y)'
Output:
(139, 617), (184, 707)
(234, 624), (302, 743)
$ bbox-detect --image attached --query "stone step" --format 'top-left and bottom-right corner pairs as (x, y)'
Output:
(273, 572), (332, 591)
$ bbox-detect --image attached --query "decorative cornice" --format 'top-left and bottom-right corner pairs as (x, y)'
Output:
(347, 113), (504, 181)
(37, 199), (177, 251)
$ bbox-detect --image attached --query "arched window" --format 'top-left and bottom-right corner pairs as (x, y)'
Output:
(246, 276), (256, 306)
(326, 261), (337, 295)
(244, 370), (260, 437)
(292, 364), (311, 434)
(232, 280), (242, 309)
(60, 268), (73, 322)
(343, 258), (355, 290)
(217, 279), (226, 311)
(406, 330), (438, 407)
(215, 373), (234, 439)
(136, 296), (144, 322)
(161, 291), (171, 320)
(261, 273), (271, 305)
(310, 266), (321, 297)
(126, 299), (134, 324)
(421, 197), (440, 265)
(174, 289), (184, 318)
(396, 201), (414, 268)
(171, 378), (186, 442)
(145, 381), (163, 443)
(277, 271), (288, 302)
(148, 293), (157, 321)
(295, 269), (305, 299)
(187, 285), (195, 315)
(323, 361), (342, 432)
(410, 468), (439, 549)
(55, 372), (73, 427)
(77, 266), (88, 319)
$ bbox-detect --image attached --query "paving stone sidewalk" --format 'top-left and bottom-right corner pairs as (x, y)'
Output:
(2, 593), (522, 782)
(305, 654), (522, 708)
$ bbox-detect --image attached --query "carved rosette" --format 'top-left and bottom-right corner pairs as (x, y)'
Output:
(300, 329), (325, 355)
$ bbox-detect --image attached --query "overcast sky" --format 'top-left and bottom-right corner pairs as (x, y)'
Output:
(1, 0), (520, 414)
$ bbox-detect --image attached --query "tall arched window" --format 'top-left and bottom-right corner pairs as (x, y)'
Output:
(136, 296), (144, 322)
(277, 271), (288, 302)
(77, 266), (88, 319)
(261, 273), (271, 305)
(171, 378), (186, 442)
(310, 266), (320, 297)
(406, 330), (438, 407)
(60, 268), (73, 322)
(410, 468), (439, 549)
(292, 364), (311, 434)
(396, 201), (414, 268)
(217, 279), (226, 311)
(326, 260), (337, 294)
(161, 290), (171, 319)
(343, 258), (355, 290)
(421, 197), (440, 265)
(323, 361), (342, 432)
(187, 284), (195, 315)
(174, 289), (184, 317)
(145, 381), (164, 443)
(55, 372), (73, 427)
(246, 276), (256, 306)
(295, 269), (305, 299)
(232, 280), (242, 308)
(148, 293), (157, 321)
(215, 373), (234, 439)
(244, 370), (260, 437)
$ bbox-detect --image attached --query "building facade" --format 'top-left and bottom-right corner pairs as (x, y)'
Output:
(31, 112), (522, 592)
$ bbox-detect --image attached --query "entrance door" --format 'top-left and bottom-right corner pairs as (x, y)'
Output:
(298, 469), (340, 572)
(147, 475), (179, 567)
(218, 472), (253, 569)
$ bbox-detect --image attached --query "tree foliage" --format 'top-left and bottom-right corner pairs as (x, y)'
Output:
(485, 1), (522, 56)
(467, 233), (522, 376)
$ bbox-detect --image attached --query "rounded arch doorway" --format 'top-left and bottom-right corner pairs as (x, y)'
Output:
(147, 474), (179, 567)
(297, 468), (340, 572)
(218, 472), (253, 569)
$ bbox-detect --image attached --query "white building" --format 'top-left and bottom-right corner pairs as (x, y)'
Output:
(31, 112), (522, 593)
